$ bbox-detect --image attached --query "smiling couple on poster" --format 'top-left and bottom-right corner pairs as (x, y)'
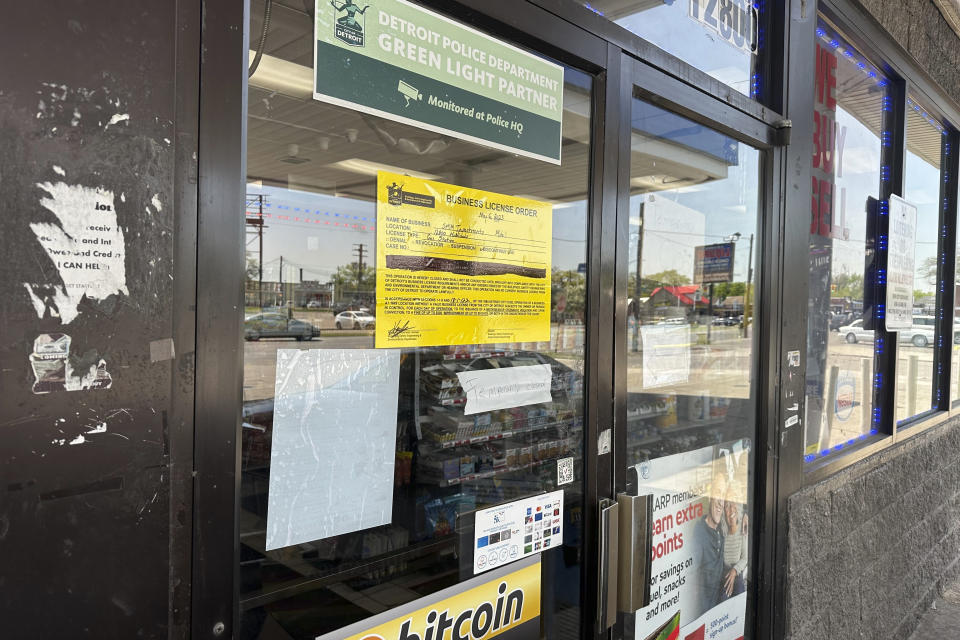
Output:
(635, 439), (751, 640)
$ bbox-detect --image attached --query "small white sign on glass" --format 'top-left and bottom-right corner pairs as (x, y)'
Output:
(473, 490), (564, 575)
(886, 195), (917, 332)
(457, 364), (552, 416)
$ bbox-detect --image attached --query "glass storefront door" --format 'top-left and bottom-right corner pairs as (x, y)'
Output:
(615, 69), (762, 640)
(238, 2), (597, 638)
(219, 3), (778, 638)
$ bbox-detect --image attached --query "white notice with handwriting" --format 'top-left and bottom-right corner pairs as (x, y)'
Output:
(457, 364), (552, 416)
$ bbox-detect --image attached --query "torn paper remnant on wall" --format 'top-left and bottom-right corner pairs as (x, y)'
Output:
(24, 181), (128, 324)
(29, 333), (112, 394)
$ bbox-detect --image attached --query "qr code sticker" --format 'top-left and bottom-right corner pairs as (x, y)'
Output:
(557, 457), (574, 485)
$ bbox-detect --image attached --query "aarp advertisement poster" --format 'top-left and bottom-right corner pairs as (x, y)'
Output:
(632, 439), (751, 640)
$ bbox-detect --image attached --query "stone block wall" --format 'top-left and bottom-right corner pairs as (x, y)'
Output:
(855, 0), (960, 105)
(785, 417), (960, 639)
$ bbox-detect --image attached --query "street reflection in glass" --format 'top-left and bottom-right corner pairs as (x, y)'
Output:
(623, 95), (758, 640)
(897, 97), (948, 424)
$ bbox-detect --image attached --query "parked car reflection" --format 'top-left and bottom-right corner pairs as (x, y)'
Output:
(830, 311), (854, 331)
(334, 310), (376, 329)
(244, 313), (319, 341)
(838, 316), (949, 347)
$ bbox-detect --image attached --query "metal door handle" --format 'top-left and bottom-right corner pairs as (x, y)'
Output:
(597, 498), (619, 632)
(617, 492), (653, 613)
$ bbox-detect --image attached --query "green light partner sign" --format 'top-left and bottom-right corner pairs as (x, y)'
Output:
(316, 0), (564, 164)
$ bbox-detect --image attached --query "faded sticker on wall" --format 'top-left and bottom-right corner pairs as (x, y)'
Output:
(29, 333), (112, 394)
(24, 181), (128, 324)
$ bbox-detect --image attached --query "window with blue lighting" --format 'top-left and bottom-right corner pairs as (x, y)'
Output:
(805, 17), (891, 466)
(896, 98), (949, 426)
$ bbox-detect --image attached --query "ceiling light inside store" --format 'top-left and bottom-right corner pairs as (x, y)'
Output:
(248, 52), (312, 99)
(629, 175), (704, 191)
(363, 115), (450, 156)
(328, 159), (441, 181)
(280, 143), (311, 164)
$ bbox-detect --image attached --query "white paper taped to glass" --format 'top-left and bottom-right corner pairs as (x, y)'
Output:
(265, 348), (401, 550)
(641, 324), (692, 389)
(456, 364), (553, 415)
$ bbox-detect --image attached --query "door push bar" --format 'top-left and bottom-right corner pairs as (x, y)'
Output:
(617, 493), (654, 613)
(597, 493), (654, 631)
(597, 498), (619, 633)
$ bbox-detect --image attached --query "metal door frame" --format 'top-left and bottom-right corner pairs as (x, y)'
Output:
(608, 50), (787, 640)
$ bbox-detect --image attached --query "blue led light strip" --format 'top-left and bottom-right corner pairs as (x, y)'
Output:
(816, 27), (886, 88)
(807, 430), (879, 463)
(907, 97), (948, 135)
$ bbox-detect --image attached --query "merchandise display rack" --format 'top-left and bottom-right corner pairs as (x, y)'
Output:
(436, 454), (577, 487)
(422, 417), (581, 448)
(625, 390), (749, 460)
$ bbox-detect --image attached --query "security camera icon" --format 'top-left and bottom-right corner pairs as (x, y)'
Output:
(398, 80), (422, 106)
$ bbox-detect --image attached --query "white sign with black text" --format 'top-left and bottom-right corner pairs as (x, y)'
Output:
(886, 195), (917, 332)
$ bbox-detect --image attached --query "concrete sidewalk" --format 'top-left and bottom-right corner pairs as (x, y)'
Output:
(907, 580), (960, 639)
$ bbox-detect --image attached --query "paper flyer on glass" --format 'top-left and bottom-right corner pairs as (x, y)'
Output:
(375, 170), (552, 348)
(264, 349), (401, 550)
(631, 439), (752, 640)
(641, 324), (692, 389)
